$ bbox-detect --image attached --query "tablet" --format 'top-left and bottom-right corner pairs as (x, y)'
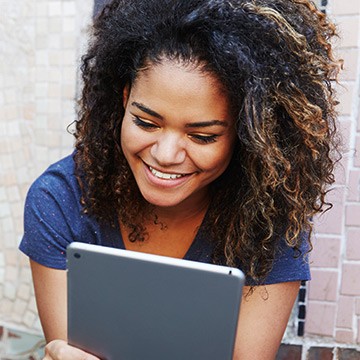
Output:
(67, 242), (245, 360)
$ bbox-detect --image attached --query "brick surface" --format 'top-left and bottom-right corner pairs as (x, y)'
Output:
(276, 344), (302, 360)
(308, 269), (338, 301)
(336, 330), (354, 344)
(346, 229), (360, 260)
(341, 264), (360, 295)
(306, 302), (336, 337)
(23, 310), (36, 328)
(315, 187), (345, 235)
(338, 48), (360, 81)
(307, 347), (334, 360)
(48, 2), (62, 17)
(310, 237), (341, 268)
(338, 119), (352, 156)
(345, 204), (360, 226)
(332, 0), (360, 15)
(5, 249), (18, 266)
(0, 0), (88, 332)
(63, 2), (76, 16)
(17, 283), (31, 301)
(338, 348), (360, 359)
(337, 16), (360, 48)
(356, 298), (360, 315)
(4, 282), (16, 300)
(13, 298), (27, 317)
(336, 82), (355, 116)
(336, 296), (354, 328)
(355, 135), (360, 167)
(347, 170), (360, 202)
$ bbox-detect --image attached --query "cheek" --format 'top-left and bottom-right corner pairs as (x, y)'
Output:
(121, 117), (154, 158)
(121, 116), (137, 145)
(120, 118), (137, 155)
(194, 142), (235, 172)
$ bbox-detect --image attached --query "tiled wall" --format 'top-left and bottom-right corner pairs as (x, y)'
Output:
(280, 0), (360, 358)
(307, 0), (360, 342)
(0, 0), (360, 358)
(0, 0), (92, 335)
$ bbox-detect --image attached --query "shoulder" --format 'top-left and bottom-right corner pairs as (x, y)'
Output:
(20, 154), (86, 269)
(259, 234), (311, 286)
(29, 153), (78, 197)
(21, 153), (119, 269)
(25, 153), (84, 217)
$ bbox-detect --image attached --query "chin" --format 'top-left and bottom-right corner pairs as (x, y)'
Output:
(144, 198), (179, 208)
(141, 192), (182, 208)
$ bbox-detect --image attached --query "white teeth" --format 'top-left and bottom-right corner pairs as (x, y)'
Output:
(149, 166), (184, 180)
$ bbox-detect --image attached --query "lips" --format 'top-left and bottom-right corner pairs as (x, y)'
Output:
(149, 166), (186, 180)
(141, 160), (197, 190)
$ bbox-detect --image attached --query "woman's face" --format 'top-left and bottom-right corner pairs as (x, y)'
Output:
(121, 59), (237, 209)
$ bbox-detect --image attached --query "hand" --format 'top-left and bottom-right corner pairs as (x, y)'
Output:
(43, 339), (100, 360)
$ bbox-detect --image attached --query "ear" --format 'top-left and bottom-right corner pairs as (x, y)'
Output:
(123, 83), (130, 109)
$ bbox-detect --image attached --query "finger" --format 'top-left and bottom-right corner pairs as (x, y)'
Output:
(44, 339), (100, 360)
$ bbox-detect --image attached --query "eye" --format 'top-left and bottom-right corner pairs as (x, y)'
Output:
(132, 116), (159, 130)
(189, 134), (219, 144)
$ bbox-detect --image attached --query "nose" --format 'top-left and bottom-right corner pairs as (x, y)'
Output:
(150, 132), (186, 166)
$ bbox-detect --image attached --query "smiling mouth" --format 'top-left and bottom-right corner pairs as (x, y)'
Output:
(148, 166), (188, 180)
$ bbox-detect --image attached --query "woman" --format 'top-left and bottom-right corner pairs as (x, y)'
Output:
(20, 0), (341, 359)
(93, 0), (110, 18)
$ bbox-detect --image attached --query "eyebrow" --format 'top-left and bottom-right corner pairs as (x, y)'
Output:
(131, 101), (229, 128)
(185, 120), (228, 128)
(132, 102), (163, 119)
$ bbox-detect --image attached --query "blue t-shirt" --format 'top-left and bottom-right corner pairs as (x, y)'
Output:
(19, 154), (311, 286)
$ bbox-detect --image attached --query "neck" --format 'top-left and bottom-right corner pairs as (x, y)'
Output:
(151, 192), (210, 227)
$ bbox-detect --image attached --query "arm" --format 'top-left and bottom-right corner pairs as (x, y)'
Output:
(30, 260), (67, 342)
(233, 281), (300, 360)
(30, 260), (100, 360)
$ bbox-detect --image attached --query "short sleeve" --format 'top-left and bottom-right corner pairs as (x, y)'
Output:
(247, 234), (311, 286)
(19, 156), (83, 269)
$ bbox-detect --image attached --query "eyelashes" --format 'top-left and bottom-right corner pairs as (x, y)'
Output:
(132, 116), (158, 129)
(131, 116), (219, 144)
(190, 134), (218, 144)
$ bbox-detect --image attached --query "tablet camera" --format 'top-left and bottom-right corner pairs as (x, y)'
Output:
(74, 253), (81, 259)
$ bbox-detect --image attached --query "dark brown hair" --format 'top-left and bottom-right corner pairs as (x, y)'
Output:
(74, 0), (341, 283)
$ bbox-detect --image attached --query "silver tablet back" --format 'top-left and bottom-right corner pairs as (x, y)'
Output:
(67, 242), (245, 360)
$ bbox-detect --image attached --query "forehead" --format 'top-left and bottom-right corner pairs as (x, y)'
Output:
(133, 58), (221, 89)
(128, 59), (232, 119)
(128, 63), (233, 122)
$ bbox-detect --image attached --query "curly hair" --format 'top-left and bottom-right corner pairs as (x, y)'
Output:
(74, 0), (341, 283)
